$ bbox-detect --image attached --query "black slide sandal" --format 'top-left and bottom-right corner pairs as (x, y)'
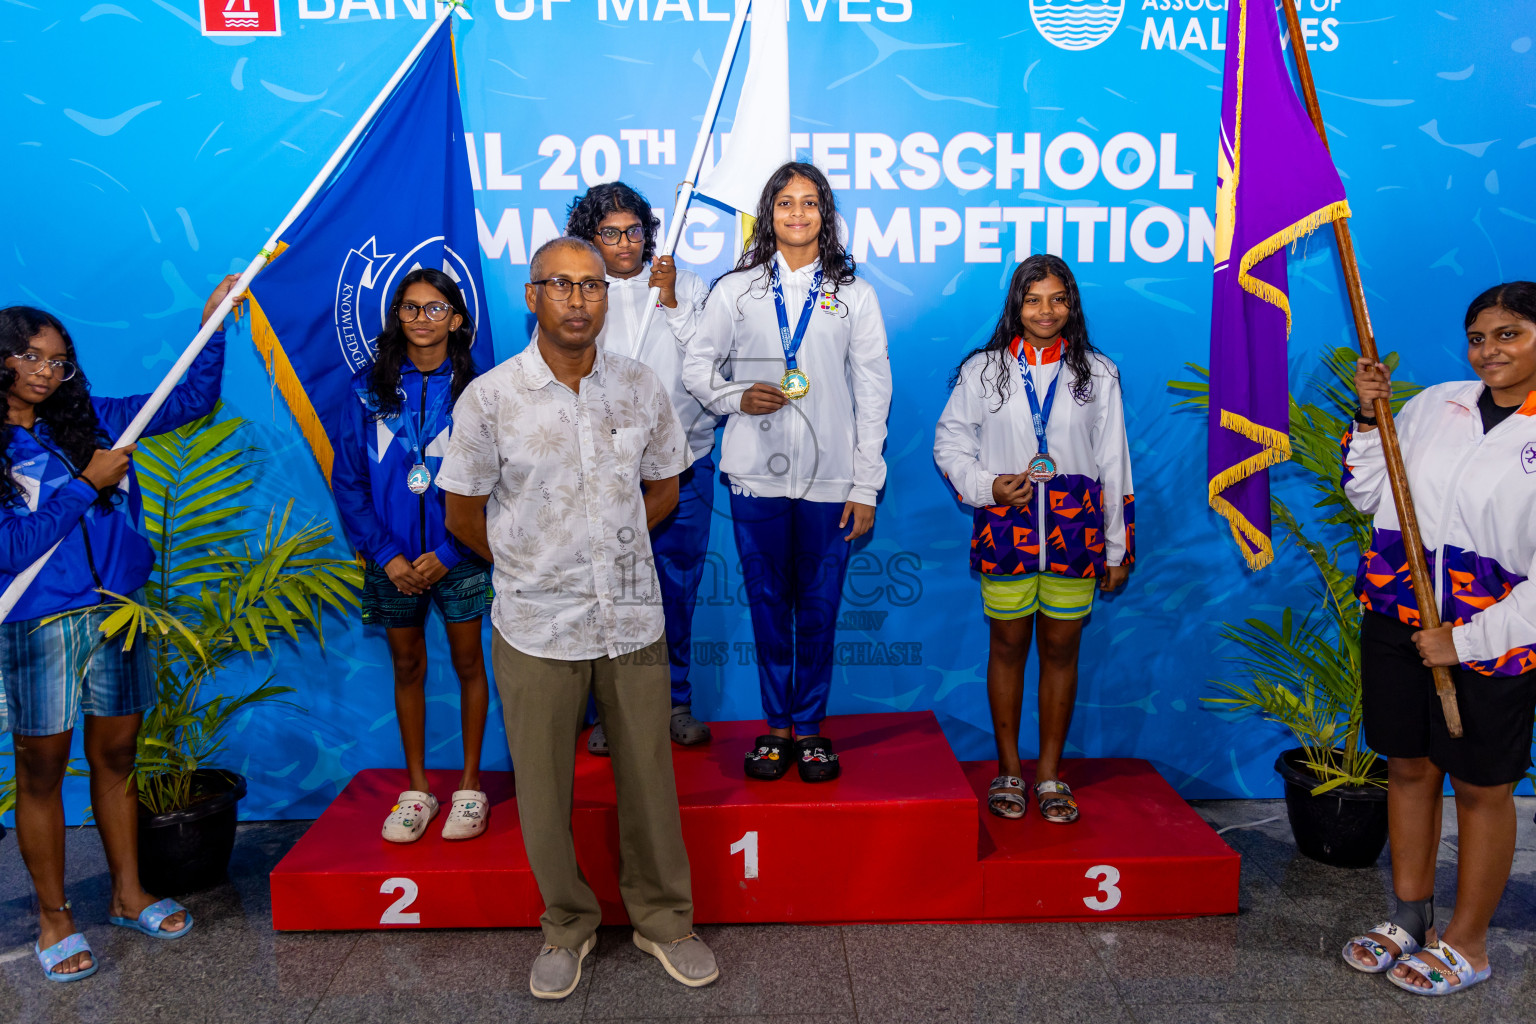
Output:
(795, 736), (841, 783)
(744, 735), (793, 780)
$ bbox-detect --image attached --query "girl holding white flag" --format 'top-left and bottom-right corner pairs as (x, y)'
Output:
(566, 182), (716, 753)
(683, 162), (892, 783)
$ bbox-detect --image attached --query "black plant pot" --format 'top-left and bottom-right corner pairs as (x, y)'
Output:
(1274, 748), (1388, 868)
(138, 770), (247, 896)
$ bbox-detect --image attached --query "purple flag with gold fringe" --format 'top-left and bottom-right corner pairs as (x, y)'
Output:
(1208, 0), (1350, 569)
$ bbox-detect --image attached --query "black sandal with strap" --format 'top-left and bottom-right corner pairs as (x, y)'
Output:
(744, 735), (793, 780)
(1034, 779), (1079, 823)
(795, 736), (841, 783)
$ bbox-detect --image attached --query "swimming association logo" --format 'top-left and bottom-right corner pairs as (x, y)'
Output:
(1028, 0), (1125, 52)
(1522, 441), (1536, 474)
(333, 235), (482, 374)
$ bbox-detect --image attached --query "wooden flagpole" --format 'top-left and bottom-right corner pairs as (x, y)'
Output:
(1279, 0), (1462, 736)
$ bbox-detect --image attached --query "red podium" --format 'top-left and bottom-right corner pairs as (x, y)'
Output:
(270, 711), (1238, 930)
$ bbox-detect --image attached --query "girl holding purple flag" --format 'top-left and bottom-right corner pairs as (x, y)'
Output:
(934, 255), (1134, 824)
(1341, 281), (1536, 997)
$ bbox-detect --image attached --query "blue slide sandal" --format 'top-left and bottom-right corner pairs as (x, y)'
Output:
(36, 933), (98, 983)
(108, 898), (193, 940)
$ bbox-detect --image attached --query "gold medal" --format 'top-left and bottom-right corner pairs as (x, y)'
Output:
(780, 367), (810, 400)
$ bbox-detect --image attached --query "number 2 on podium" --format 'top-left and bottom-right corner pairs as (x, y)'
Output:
(380, 877), (421, 924)
(730, 830), (759, 879)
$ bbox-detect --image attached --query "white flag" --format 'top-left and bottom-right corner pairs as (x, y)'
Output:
(695, 0), (790, 215)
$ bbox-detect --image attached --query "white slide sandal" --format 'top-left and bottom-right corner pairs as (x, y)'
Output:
(381, 790), (439, 843)
(441, 789), (490, 840)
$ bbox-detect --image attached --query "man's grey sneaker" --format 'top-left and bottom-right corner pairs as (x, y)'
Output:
(529, 934), (596, 1000)
(632, 930), (720, 988)
(587, 721), (609, 757)
(670, 705), (712, 746)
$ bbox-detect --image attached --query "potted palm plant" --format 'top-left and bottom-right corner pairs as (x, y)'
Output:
(89, 409), (361, 894)
(1171, 348), (1419, 867)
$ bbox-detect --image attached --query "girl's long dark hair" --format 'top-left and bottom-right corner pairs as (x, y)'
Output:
(1464, 280), (1536, 330)
(0, 307), (113, 510)
(951, 254), (1101, 408)
(566, 182), (660, 263)
(365, 269), (478, 420)
(717, 161), (856, 293)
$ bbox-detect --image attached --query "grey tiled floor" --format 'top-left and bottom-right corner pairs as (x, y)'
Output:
(1, 799), (1533, 1024)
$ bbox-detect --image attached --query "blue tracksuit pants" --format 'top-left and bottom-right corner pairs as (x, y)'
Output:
(728, 492), (851, 734)
(651, 452), (715, 707)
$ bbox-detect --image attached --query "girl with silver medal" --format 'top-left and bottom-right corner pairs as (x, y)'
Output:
(684, 162), (893, 784)
(934, 254), (1135, 826)
(332, 268), (495, 845)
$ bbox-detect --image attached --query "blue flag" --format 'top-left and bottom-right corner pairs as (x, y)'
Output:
(248, 28), (492, 483)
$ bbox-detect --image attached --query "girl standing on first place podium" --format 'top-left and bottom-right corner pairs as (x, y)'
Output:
(934, 254), (1134, 824)
(684, 162), (892, 783)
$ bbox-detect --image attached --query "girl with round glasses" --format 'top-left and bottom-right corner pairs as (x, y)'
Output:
(332, 268), (494, 844)
(567, 181), (717, 755)
(0, 276), (235, 982)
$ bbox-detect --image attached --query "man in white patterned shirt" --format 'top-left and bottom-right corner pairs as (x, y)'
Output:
(439, 237), (719, 999)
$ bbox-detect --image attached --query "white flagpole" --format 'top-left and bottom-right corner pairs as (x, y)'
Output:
(631, 0), (753, 346)
(0, 2), (461, 623)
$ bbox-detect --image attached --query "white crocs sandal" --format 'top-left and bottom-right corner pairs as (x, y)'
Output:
(382, 790), (439, 843)
(441, 789), (490, 840)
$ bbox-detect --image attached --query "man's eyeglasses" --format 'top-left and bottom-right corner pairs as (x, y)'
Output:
(396, 301), (454, 323)
(8, 351), (77, 382)
(596, 225), (645, 245)
(532, 278), (610, 301)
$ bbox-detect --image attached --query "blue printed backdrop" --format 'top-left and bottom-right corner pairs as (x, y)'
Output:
(3, 1), (1534, 821)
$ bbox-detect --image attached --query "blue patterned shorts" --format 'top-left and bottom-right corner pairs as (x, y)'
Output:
(361, 558), (492, 630)
(0, 599), (154, 737)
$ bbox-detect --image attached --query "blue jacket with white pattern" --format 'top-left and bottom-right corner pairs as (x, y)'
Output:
(0, 330), (225, 623)
(332, 361), (474, 572)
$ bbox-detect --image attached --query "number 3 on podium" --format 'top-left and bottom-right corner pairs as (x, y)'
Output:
(1083, 864), (1122, 912)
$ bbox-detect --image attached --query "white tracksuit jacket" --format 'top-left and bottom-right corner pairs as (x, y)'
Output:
(596, 267), (717, 460)
(1343, 381), (1536, 676)
(682, 253), (892, 505)
(934, 339), (1135, 578)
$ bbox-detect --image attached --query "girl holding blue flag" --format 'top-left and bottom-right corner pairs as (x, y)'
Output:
(934, 255), (1134, 823)
(1, 276), (235, 981)
(333, 268), (493, 844)
(684, 162), (892, 782)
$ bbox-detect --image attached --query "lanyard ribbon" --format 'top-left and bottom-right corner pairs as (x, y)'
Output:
(770, 263), (824, 372)
(395, 370), (452, 465)
(1018, 348), (1059, 459)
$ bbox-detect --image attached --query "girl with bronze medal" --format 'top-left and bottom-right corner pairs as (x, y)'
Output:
(332, 268), (495, 845)
(684, 162), (893, 783)
(934, 254), (1135, 824)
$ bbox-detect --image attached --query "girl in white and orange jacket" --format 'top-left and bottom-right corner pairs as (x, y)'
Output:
(933, 254), (1134, 826)
(1341, 281), (1536, 998)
